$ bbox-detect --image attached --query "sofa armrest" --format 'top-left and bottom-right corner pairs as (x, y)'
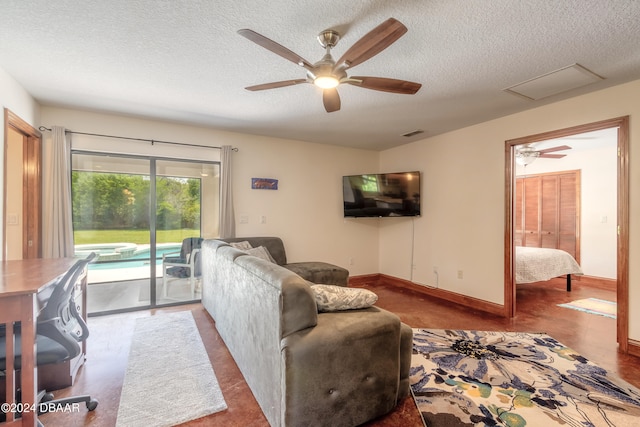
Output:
(280, 307), (404, 427)
(397, 323), (413, 401)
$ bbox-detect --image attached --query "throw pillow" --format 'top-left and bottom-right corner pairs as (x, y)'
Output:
(244, 246), (276, 263)
(229, 240), (253, 250)
(310, 284), (378, 312)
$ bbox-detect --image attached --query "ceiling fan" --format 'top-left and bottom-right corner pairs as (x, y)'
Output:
(238, 18), (422, 112)
(515, 144), (572, 166)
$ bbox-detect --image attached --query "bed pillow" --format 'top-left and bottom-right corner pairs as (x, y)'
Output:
(310, 284), (378, 312)
(229, 240), (253, 250)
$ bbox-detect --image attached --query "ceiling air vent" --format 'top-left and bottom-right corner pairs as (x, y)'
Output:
(402, 129), (424, 137)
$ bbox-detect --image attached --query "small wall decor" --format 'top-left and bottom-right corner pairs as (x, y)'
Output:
(251, 177), (278, 190)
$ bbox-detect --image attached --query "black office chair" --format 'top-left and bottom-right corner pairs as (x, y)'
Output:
(0, 253), (98, 426)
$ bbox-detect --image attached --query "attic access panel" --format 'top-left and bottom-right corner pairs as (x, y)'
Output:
(504, 64), (603, 101)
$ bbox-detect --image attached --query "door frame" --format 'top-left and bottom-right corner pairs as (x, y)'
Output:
(504, 116), (629, 352)
(3, 108), (42, 260)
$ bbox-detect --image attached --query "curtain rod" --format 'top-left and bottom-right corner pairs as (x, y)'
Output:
(38, 126), (238, 151)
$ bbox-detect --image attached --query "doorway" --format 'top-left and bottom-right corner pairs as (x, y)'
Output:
(3, 109), (42, 260)
(504, 116), (629, 351)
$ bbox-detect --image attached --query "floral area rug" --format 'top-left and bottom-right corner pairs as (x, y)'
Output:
(410, 329), (640, 426)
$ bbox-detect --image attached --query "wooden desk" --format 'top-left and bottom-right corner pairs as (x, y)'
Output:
(1, 258), (77, 427)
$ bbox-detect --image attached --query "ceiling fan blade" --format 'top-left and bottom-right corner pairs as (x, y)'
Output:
(335, 18), (407, 70)
(539, 154), (566, 159)
(537, 145), (572, 154)
(347, 76), (421, 94)
(323, 88), (341, 112)
(245, 79), (308, 91)
(238, 29), (314, 70)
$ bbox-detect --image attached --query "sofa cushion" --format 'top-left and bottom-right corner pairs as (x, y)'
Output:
(285, 262), (349, 286)
(244, 246), (276, 263)
(222, 237), (287, 265)
(229, 240), (253, 250)
(227, 240), (276, 263)
(311, 284), (378, 312)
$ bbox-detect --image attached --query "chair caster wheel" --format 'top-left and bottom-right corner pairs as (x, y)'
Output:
(86, 399), (99, 411)
(41, 393), (55, 402)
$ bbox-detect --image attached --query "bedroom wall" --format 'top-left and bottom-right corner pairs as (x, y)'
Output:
(40, 106), (381, 274)
(0, 65), (41, 260)
(379, 78), (640, 341)
(515, 129), (618, 279)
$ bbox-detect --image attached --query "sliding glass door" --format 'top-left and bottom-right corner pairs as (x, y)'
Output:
(71, 152), (219, 314)
(155, 160), (219, 304)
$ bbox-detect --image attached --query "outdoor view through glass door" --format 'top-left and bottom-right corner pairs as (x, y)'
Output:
(72, 152), (220, 314)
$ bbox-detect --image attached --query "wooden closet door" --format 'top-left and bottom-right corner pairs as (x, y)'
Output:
(514, 179), (523, 246)
(540, 175), (559, 249)
(558, 173), (578, 259)
(515, 170), (580, 261)
(523, 176), (541, 247)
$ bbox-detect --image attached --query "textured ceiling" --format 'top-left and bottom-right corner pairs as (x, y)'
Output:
(1, 1), (639, 150)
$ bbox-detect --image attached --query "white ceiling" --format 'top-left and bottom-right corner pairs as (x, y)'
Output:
(1, 1), (639, 151)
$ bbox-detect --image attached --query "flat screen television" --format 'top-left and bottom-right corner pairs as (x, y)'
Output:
(343, 171), (421, 217)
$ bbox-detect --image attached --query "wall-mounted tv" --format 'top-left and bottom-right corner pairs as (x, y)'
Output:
(343, 171), (421, 217)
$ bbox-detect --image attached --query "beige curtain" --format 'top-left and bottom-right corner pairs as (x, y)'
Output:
(42, 126), (74, 257)
(219, 145), (236, 238)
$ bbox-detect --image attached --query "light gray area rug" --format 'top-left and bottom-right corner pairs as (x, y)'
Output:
(116, 311), (227, 426)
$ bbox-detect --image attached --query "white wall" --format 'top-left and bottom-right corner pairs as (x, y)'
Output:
(0, 65), (41, 260)
(231, 136), (380, 272)
(379, 79), (640, 341)
(379, 126), (505, 299)
(40, 106), (381, 275)
(515, 130), (618, 279)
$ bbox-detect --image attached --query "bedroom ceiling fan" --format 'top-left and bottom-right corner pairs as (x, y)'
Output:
(515, 144), (572, 166)
(237, 18), (422, 113)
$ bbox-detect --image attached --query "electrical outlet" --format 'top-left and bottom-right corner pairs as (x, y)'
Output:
(457, 270), (464, 279)
(433, 266), (438, 274)
(349, 257), (354, 265)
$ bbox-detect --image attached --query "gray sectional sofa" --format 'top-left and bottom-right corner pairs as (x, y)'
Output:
(201, 238), (413, 427)
(220, 236), (350, 286)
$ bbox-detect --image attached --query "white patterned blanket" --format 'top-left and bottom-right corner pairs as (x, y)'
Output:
(516, 246), (583, 284)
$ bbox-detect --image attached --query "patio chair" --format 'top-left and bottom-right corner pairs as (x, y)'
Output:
(161, 237), (203, 299)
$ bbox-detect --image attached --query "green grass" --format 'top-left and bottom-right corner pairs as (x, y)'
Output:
(74, 229), (200, 245)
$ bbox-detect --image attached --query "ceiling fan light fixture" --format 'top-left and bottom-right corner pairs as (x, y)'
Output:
(239, 18), (421, 112)
(515, 148), (540, 166)
(314, 75), (340, 89)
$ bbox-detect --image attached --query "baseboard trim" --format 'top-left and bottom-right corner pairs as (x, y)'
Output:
(579, 275), (617, 291)
(348, 274), (380, 287)
(628, 339), (640, 358)
(350, 274), (638, 356)
(350, 273), (507, 317)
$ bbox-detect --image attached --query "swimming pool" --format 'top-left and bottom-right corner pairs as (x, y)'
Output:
(75, 243), (183, 270)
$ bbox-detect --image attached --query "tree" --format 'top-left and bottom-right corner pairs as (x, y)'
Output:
(72, 171), (201, 231)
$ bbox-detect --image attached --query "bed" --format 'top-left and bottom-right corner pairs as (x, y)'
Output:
(515, 246), (584, 291)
